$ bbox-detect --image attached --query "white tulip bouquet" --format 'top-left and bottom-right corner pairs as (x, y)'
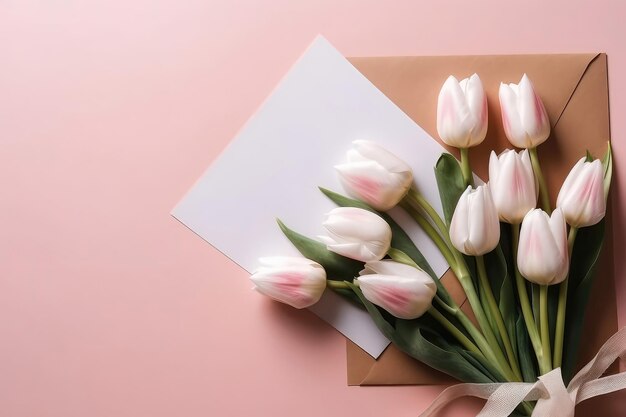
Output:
(250, 74), (615, 416)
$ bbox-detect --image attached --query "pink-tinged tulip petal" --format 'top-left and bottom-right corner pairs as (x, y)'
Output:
(250, 257), (327, 309)
(450, 185), (500, 256)
(489, 149), (538, 223)
(517, 209), (569, 285)
(437, 74), (488, 148)
(499, 74), (550, 148)
(556, 158), (606, 227)
(358, 260), (436, 319)
(336, 141), (413, 211)
(321, 207), (391, 262)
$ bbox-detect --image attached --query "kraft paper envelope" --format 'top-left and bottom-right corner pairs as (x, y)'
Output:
(345, 53), (617, 386)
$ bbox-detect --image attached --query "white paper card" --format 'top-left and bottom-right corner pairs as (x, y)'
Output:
(172, 36), (451, 358)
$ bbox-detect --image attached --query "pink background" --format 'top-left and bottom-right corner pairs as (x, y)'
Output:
(2, 1), (625, 416)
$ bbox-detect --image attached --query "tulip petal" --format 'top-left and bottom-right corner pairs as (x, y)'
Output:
(557, 158), (606, 227)
(437, 76), (478, 148)
(336, 142), (413, 211)
(322, 207), (392, 262)
(518, 74), (550, 147)
(358, 272), (436, 319)
(517, 209), (569, 285)
(250, 257), (327, 309)
(352, 140), (411, 173)
(490, 149), (537, 223)
(450, 185), (499, 256)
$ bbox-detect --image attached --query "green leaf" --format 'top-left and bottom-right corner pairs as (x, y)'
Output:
(485, 245), (518, 358)
(516, 315), (537, 382)
(561, 219), (606, 383)
(394, 319), (495, 383)
(347, 283), (494, 383)
(277, 219), (363, 280)
(434, 153), (467, 225)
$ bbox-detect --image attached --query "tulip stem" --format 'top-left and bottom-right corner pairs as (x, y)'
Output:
(428, 307), (483, 358)
(512, 223), (549, 375)
(431, 303), (515, 382)
(460, 148), (475, 188)
(405, 189), (450, 239)
(434, 295), (458, 315)
(326, 280), (352, 290)
(476, 255), (523, 380)
(454, 263), (520, 382)
(399, 201), (458, 270)
(539, 285), (552, 372)
(529, 147), (551, 213)
(553, 227), (578, 368)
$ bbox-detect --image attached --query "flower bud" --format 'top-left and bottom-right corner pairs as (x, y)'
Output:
(517, 208), (569, 285)
(436, 74), (488, 148)
(450, 184), (500, 256)
(335, 140), (413, 211)
(499, 74), (550, 148)
(250, 257), (327, 309)
(489, 149), (537, 223)
(556, 157), (606, 227)
(357, 260), (436, 319)
(319, 207), (392, 262)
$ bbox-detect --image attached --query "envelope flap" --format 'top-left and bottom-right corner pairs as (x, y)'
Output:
(348, 53), (599, 180)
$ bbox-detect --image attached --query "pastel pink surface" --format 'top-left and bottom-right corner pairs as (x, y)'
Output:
(1, 1), (626, 416)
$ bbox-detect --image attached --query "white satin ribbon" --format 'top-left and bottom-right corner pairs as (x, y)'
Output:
(420, 327), (626, 416)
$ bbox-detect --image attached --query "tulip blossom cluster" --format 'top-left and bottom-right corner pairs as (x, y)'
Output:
(248, 69), (612, 399)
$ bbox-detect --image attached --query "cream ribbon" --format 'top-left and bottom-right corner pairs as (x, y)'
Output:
(420, 327), (626, 417)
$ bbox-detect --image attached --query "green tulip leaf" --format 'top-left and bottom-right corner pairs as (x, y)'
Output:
(485, 241), (518, 356)
(434, 153), (467, 225)
(561, 219), (606, 383)
(516, 315), (538, 382)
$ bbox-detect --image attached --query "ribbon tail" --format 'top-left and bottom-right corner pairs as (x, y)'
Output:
(419, 383), (502, 417)
(577, 373), (626, 404)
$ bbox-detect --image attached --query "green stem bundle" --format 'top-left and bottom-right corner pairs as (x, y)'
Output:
(476, 255), (523, 380)
(401, 196), (519, 382)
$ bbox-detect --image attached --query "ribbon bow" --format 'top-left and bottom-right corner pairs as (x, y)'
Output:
(420, 327), (626, 416)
